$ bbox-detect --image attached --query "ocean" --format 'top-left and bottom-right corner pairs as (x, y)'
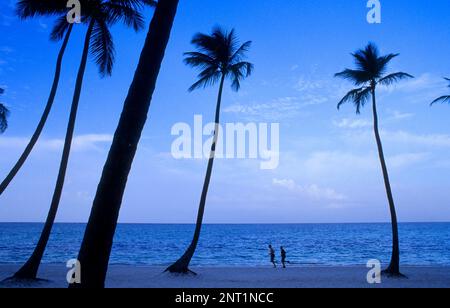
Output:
(0, 223), (449, 267)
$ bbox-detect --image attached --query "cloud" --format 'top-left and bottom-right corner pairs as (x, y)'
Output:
(388, 152), (430, 168)
(383, 131), (450, 147)
(273, 178), (346, 201)
(388, 110), (414, 121)
(379, 73), (446, 104)
(334, 118), (372, 129)
(0, 134), (113, 152)
(223, 96), (303, 120)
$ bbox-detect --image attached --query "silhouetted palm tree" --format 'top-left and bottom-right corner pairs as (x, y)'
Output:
(13, 0), (153, 281)
(0, 0), (72, 194)
(0, 88), (9, 134)
(72, 0), (179, 288)
(335, 43), (413, 277)
(166, 27), (253, 274)
(431, 78), (450, 105)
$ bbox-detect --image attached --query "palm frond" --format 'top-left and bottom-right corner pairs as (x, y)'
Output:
(0, 104), (9, 134)
(188, 70), (222, 92)
(378, 72), (414, 86)
(16, 0), (68, 19)
(431, 96), (450, 106)
(228, 61), (253, 91)
(335, 69), (370, 86)
(376, 53), (399, 76)
(230, 40), (252, 63)
(104, 2), (145, 31)
(183, 52), (218, 70)
(445, 77), (450, 87)
(50, 15), (71, 41)
(337, 87), (371, 114)
(90, 20), (115, 77)
(187, 27), (253, 92)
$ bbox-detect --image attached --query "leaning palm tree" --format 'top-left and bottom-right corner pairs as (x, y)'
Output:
(166, 27), (253, 274)
(12, 0), (154, 281)
(0, 0), (74, 195)
(431, 78), (450, 105)
(335, 43), (413, 277)
(73, 0), (179, 288)
(0, 88), (9, 134)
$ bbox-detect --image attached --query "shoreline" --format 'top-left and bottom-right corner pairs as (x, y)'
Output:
(1, 264), (449, 288)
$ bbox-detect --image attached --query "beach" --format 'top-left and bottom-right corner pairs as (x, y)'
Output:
(1, 265), (449, 288)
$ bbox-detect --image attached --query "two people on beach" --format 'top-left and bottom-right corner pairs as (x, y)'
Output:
(268, 245), (287, 268)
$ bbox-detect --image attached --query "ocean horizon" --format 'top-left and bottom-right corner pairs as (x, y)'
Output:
(1, 222), (449, 267)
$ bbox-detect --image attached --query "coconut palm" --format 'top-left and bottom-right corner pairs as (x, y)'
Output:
(431, 78), (450, 105)
(12, 0), (154, 281)
(0, 0), (74, 195)
(0, 88), (9, 134)
(166, 27), (253, 274)
(335, 43), (413, 277)
(73, 0), (179, 288)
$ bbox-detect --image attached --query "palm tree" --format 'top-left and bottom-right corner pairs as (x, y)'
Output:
(72, 0), (179, 288)
(12, 0), (153, 281)
(431, 78), (450, 105)
(335, 43), (413, 277)
(166, 27), (253, 274)
(0, 87), (9, 134)
(0, 0), (74, 195)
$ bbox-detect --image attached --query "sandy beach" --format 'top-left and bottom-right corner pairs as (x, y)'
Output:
(0, 264), (449, 288)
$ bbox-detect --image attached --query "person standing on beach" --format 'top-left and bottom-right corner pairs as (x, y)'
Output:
(281, 247), (287, 268)
(269, 245), (276, 268)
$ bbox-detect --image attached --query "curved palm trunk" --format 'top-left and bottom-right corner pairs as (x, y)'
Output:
(0, 24), (73, 196)
(371, 87), (401, 276)
(13, 22), (94, 280)
(71, 0), (179, 288)
(166, 74), (226, 274)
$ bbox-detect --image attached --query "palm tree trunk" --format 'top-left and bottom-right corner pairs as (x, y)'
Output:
(371, 87), (401, 276)
(0, 24), (73, 196)
(71, 0), (179, 288)
(166, 74), (226, 274)
(13, 21), (94, 280)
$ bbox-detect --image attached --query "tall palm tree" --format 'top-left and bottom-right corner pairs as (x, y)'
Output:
(166, 27), (253, 274)
(0, 0), (74, 196)
(72, 0), (179, 288)
(431, 78), (450, 105)
(0, 88), (9, 134)
(12, 0), (153, 281)
(335, 43), (413, 277)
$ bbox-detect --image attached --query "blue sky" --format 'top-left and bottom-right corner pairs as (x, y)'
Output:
(0, 0), (450, 223)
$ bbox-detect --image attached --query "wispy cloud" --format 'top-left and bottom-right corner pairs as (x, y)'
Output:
(223, 96), (303, 121)
(333, 118), (372, 129)
(273, 178), (346, 201)
(0, 134), (113, 152)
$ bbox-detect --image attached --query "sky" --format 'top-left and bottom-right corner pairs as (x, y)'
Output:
(0, 0), (450, 223)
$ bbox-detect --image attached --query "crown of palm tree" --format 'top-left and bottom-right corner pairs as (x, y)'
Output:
(431, 77), (450, 105)
(0, 87), (9, 133)
(335, 43), (413, 114)
(184, 27), (254, 92)
(17, 0), (155, 76)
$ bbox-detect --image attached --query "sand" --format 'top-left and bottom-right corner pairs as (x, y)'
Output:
(0, 264), (449, 288)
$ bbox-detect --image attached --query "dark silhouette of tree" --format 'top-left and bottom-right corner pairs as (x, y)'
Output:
(0, 88), (9, 134)
(0, 0), (73, 194)
(71, 0), (179, 288)
(431, 78), (450, 105)
(12, 0), (153, 281)
(166, 27), (253, 274)
(335, 43), (413, 277)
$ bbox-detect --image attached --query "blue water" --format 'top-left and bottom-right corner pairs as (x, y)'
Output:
(0, 223), (449, 267)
